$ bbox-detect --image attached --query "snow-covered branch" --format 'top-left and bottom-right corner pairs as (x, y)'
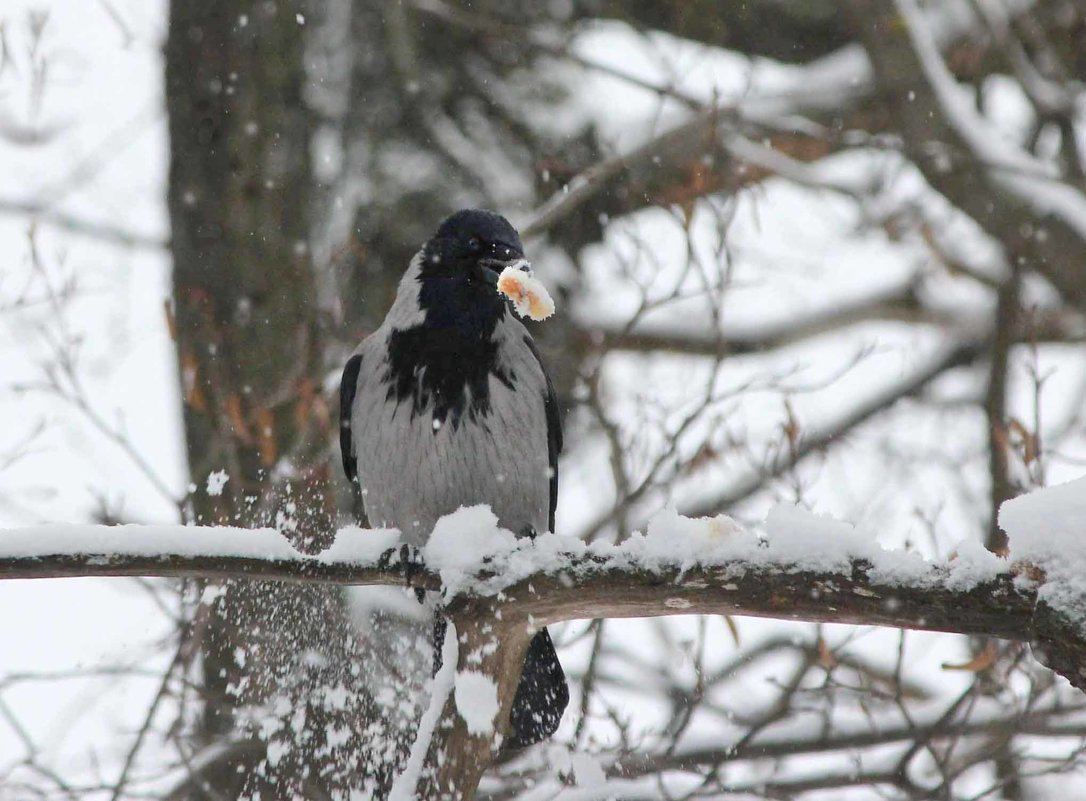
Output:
(0, 523), (1023, 640)
(0, 524), (436, 588)
(4, 490), (1086, 800)
(849, 0), (1086, 312)
(1, 502), (1082, 687)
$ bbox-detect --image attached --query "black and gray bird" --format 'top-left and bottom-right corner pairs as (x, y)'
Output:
(339, 209), (568, 748)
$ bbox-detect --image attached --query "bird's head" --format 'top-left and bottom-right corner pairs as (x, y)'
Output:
(414, 209), (530, 331)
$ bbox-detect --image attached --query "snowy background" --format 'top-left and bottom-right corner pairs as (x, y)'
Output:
(0, 0), (181, 781)
(3, 0), (1086, 798)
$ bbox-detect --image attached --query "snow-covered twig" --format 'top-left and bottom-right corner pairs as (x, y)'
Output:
(518, 0), (1030, 242)
(895, 0), (1086, 239)
(390, 621), (458, 801)
(0, 524), (435, 588)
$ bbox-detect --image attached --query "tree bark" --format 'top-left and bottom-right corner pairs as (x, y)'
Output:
(165, 2), (379, 797)
(416, 599), (532, 801)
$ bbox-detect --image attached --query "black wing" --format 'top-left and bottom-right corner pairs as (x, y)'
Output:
(339, 353), (363, 481)
(524, 335), (562, 532)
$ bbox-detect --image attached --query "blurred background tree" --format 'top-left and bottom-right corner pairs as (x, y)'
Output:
(3, 0), (1086, 798)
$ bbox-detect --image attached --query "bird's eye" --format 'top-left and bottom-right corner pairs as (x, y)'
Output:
(467, 236), (482, 252)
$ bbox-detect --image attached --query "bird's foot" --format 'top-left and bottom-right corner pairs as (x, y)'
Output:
(377, 544), (427, 601)
(376, 542), (424, 570)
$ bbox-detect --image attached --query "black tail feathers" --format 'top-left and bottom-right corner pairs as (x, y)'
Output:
(431, 619), (568, 749)
(506, 628), (569, 748)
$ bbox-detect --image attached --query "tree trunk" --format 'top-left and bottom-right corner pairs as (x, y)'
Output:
(165, 2), (396, 796)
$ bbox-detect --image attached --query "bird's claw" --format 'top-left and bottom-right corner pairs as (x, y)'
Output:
(377, 544), (426, 600)
(377, 543), (423, 572)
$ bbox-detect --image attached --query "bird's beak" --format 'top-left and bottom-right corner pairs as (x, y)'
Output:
(477, 256), (531, 286)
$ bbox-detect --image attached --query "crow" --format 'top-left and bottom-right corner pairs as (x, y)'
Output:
(339, 209), (568, 748)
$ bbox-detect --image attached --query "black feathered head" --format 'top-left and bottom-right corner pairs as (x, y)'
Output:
(429, 209), (525, 275)
(416, 209), (529, 331)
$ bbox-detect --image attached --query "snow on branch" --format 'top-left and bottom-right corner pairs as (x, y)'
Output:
(518, 0), (1029, 242)
(849, 0), (1086, 311)
(4, 493), (1086, 799)
(0, 523), (435, 588)
(895, 0), (1086, 241)
(1, 499), (1084, 684)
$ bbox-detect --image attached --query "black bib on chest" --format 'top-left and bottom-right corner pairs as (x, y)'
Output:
(384, 323), (516, 428)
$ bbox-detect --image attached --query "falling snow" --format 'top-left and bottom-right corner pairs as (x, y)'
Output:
(206, 469), (229, 496)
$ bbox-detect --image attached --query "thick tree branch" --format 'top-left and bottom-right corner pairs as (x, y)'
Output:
(2, 521), (1083, 800)
(0, 549), (429, 587)
(0, 524), (1051, 633)
(0, 523), (1077, 673)
(415, 599), (531, 801)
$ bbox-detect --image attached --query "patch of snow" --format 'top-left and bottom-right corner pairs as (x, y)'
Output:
(205, 469), (229, 496)
(454, 670), (500, 736)
(424, 505), (518, 592)
(570, 753), (608, 788)
(546, 743), (574, 776)
(763, 504), (862, 574)
(644, 505), (742, 565)
(317, 526), (400, 564)
(0, 524), (302, 561)
(326, 725), (351, 749)
(1000, 476), (1086, 616)
(944, 537), (1008, 591)
(199, 583), (227, 606)
(762, 505), (1002, 590)
(265, 739), (289, 769)
(1000, 476), (1086, 558)
(388, 619), (458, 801)
(322, 683), (351, 711)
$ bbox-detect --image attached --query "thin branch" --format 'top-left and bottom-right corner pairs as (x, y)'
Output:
(0, 198), (166, 250)
(683, 337), (985, 516)
(615, 708), (1086, 777)
(985, 271), (1021, 553)
(107, 635), (188, 801)
(581, 279), (927, 357)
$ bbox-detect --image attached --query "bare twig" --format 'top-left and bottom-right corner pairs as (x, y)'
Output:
(0, 198), (166, 249)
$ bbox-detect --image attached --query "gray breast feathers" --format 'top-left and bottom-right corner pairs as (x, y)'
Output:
(346, 317), (556, 544)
